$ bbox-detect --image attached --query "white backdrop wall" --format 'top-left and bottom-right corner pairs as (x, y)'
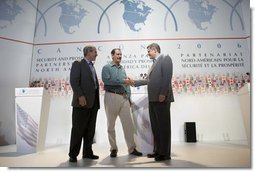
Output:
(0, 0), (38, 145)
(46, 94), (246, 146)
(0, 41), (35, 145)
(0, 0), (250, 147)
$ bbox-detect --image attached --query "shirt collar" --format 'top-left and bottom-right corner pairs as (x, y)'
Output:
(153, 54), (161, 62)
(84, 58), (92, 64)
(110, 61), (122, 68)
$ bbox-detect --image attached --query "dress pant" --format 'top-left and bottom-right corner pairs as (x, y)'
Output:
(68, 103), (98, 158)
(104, 92), (136, 153)
(149, 101), (171, 157)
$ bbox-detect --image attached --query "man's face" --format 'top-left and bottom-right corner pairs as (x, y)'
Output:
(87, 48), (98, 61)
(112, 49), (122, 65)
(147, 47), (157, 59)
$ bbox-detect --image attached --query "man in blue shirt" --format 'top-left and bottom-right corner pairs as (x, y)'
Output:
(101, 48), (142, 158)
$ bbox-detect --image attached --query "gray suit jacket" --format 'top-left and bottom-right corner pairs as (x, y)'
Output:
(135, 54), (174, 102)
(70, 59), (100, 108)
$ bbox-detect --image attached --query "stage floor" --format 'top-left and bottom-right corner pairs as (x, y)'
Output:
(0, 141), (251, 168)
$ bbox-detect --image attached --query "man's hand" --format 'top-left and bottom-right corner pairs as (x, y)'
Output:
(79, 96), (87, 106)
(124, 77), (134, 86)
(159, 95), (166, 102)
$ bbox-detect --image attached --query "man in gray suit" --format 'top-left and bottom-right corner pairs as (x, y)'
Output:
(133, 43), (174, 161)
(68, 45), (100, 162)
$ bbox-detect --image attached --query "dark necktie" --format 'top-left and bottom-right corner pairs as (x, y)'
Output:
(89, 62), (97, 89)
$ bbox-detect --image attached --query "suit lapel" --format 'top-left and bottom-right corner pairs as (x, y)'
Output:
(81, 59), (99, 87)
(148, 55), (162, 76)
(81, 59), (93, 81)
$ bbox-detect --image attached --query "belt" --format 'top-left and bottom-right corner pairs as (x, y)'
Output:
(107, 90), (126, 95)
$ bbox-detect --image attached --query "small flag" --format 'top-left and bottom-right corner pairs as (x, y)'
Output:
(16, 104), (38, 148)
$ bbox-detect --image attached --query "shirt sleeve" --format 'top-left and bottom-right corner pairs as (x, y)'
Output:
(101, 65), (125, 85)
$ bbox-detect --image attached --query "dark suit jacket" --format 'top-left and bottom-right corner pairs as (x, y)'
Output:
(70, 58), (100, 109)
(135, 54), (174, 102)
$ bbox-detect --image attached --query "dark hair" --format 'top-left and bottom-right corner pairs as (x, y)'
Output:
(111, 48), (121, 56)
(147, 43), (161, 53)
(83, 45), (96, 56)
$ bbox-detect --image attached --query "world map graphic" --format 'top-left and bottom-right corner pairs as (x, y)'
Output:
(0, 0), (244, 34)
(0, 0), (23, 29)
(186, 0), (217, 30)
(58, 1), (88, 34)
(121, 0), (153, 32)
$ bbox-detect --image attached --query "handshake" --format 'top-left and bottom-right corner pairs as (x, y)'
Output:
(124, 77), (135, 86)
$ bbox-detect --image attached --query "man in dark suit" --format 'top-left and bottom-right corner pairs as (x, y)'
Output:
(68, 45), (100, 162)
(134, 43), (174, 161)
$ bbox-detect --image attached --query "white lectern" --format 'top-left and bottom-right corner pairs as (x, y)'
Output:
(131, 94), (153, 154)
(15, 87), (50, 154)
(238, 83), (250, 147)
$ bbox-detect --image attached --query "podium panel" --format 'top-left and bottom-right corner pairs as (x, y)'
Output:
(131, 94), (153, 154)
(15, 87), (50, 154)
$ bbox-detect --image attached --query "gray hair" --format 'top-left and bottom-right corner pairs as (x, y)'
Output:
(83, 45), (96, 56)
(147, 43), (161, 53)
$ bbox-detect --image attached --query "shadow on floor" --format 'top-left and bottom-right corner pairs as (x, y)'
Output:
(57, 155), (206, 168)
(58, 158), (98, 167)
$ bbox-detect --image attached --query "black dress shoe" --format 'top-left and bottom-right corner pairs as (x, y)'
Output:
(147, 153), (158, 158)
(130, 149), (143, 156)
(155, 155), (171, 161)
(110, 149), (117, 158)
(82, 154), (99, 159)
(69, 157), (77, 162)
